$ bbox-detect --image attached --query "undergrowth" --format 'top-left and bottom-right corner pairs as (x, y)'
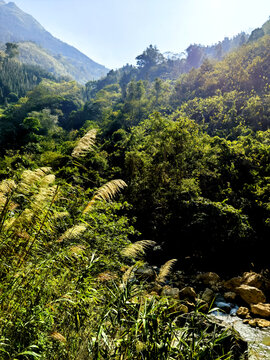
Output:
(0, 161), (246, 359)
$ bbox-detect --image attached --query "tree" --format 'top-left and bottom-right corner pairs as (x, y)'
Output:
(248, 28), (265, 42)
(136, 45), (164, 69)
(5, 43), (19, 59)
(186, 44), (205, 69)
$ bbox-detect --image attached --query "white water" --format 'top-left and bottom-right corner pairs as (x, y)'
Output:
(210, 314), (270, 360)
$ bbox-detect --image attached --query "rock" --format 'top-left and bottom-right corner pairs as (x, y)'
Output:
(247, 318), (270, 328)
(250, 303), (270, 318)
(161, 286), (180, 299)
(197, 272), (220, 286)
(179, 286), (197, 300)
(256, 319), (270, 328)
(201, 288), (215, 304)
(236, 285), (266, 305)
(224, 277), (242, 291)
(224, 292), (237, 302)
(248, 319), (258, 327)
(236, 307), (250, 319)
(136, 266), (156, 281)
(242, 272), (264, 289)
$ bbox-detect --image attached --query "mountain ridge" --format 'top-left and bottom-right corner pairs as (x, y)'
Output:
(0, 1), (109, 83)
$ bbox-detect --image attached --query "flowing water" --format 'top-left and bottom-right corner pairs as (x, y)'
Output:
(210, 313), (270, 360)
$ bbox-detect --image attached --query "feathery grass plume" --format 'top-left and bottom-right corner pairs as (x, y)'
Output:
(156, 259), (177, 284)
(18, 209), (34, 226)
(69, 244), (86, 256)
(83, 179), (127, 213)
(52, 211), (69, 220)
(0, 179), (17, 194)
(0, 193), (7, 210)
(122, 264), (137, 283)
(4, 208), (34, 232)
(50, 332), (66, 343)
(18, 167), (52, 194)
(122, 261), (145, 283)
(40, 174), (55, 187)
(31, 185), (57, 212)
(121, 240), (156, 259)
(72, 129), (97, 158)
(58, 224), (87, 242)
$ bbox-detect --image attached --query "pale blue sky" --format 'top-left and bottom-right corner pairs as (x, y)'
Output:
(14, 0), (270, 69)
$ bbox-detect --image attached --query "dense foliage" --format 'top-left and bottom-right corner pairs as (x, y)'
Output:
(0, 21), (269, 359)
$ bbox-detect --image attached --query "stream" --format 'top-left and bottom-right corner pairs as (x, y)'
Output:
(210, 313), (270, 359)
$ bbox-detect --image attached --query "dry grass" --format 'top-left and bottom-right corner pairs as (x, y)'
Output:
(156, 259), (177, 283)
(58, 224), (88, 242)
(121, 240), (156, 259)
(72, 129), (97, 158)
(83, 179), (127, 213)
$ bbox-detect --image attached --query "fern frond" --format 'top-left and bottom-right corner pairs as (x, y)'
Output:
(72, 129), (97, 158)
(156, 259), (177, 283)
(83, 179), (127, 213)
(58, 224), (87, 242)
(121, 240), (156, 259)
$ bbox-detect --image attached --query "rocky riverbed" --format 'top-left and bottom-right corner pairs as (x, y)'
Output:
(138, 266), (270, 359)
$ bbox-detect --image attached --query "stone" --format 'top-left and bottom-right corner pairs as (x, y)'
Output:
(250, 303), (270, 318)
(256, 319), (270, 328)
(161, 286), (180, 299)
(242, 272), (264, 289)
(224, 277), (242, 291)
(236, 307), (250, 319)
(179, 286), (197, 300)
(224, 291), (237, 301)
(197, 272), (220, 286)
(248, 319), (258, 327)
(236, 285), (266, 305)
(201, 288), (215, 304)
(136, 266), (156, 281)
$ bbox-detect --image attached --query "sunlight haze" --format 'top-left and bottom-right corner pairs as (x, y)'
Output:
(13, 0), (270, 68)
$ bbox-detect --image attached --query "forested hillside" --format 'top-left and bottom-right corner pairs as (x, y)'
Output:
(0, 20), (269, 359)
(0, 1), (109, 82)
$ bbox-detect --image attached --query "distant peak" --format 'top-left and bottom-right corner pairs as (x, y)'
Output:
(0, 0), (6, 5)
(6, 2), (18, 7)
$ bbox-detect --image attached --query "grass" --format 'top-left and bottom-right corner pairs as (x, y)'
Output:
(0, 167), (246, 359)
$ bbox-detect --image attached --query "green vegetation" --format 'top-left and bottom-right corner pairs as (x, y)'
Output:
(0, 19), (269, 359)
(0, 1), (108, 83)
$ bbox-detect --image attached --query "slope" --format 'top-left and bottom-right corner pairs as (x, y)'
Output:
(0, 1), (109, 83)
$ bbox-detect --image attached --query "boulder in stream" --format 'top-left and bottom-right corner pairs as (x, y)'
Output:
(236, 285), (266, 305)
(251, 303), (270, 318)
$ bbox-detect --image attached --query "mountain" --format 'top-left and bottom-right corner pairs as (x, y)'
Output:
(0, 1), (109, 83)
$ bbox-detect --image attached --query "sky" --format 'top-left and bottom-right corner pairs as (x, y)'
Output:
(13, 0), (270, 69)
